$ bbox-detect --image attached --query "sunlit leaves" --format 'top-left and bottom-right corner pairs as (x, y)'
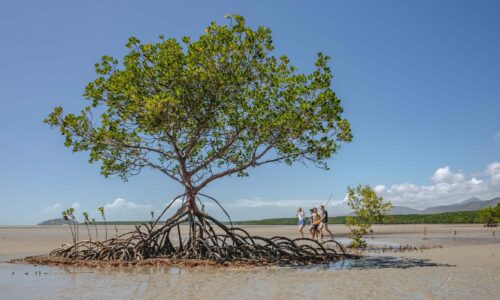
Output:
(346, 185), (392, 248)
(44, 14), (352, 189)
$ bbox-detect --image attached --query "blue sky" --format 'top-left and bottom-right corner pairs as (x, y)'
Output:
(1, 0), (499, 224)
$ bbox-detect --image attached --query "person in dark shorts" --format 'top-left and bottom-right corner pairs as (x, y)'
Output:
(319, 204), (334, 239)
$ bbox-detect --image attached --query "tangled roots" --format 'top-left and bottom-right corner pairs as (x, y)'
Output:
(50, 196), (352, 266)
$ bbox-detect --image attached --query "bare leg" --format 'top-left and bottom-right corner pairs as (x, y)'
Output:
(326, 227), (334, 239)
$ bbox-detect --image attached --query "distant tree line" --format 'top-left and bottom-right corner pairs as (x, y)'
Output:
(232, 209), (493, 225)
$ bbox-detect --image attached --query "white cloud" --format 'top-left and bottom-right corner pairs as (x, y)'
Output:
(493, 131), (500, 142)
(104, 198), (151, 210)
(97, 198), (152, 220)
(374, 185), (386, 193)
(431, 166), (465, 183)
(71, 202), (81, 210)
(486, 162), (500, 186)
(42, 203), (62, 213)
(376, 162), (500, 209)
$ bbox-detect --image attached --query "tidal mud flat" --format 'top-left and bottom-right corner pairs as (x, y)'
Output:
(1, 224), (499, 299)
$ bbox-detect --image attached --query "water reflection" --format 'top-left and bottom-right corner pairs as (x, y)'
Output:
(292, 256), (454, 271)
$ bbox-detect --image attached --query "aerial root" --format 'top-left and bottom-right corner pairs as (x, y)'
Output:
(50, 214), (350, 265)
(49, 196), (353, 266)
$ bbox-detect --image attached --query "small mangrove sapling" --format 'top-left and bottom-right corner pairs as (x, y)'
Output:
(346, 185), (392, 248)
(82, 212), (92, 241)
(98, 206), (107, 240)
(62, 210), (76, 243)
(68, 208), (79, 242)
(92, 218), (98, 240)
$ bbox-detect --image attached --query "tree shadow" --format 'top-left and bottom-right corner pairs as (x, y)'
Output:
(303, 256), (454, 270)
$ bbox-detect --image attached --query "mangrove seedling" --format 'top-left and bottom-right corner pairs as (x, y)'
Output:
(62, 210), (76, 244)
(82, 212), (92, 241)
(98, 206), (107, 240)
(91, 218), (98, 241)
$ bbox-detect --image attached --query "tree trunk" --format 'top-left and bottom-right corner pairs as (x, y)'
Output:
(186, 189), (197, 213)
(186, 189), (198, 244)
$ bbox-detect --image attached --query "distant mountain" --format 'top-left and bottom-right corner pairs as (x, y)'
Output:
(460, 197), (482, 205)
(389, 206), (421, 215)
(38, 218), (79, 225)
(389, 197), (500, 215)
(422, 197), (500, 214)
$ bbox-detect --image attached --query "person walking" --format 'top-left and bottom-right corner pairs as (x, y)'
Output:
(296, 208), (306, 238)
(319, 204), (334, 239)
(309, 207), (321, 239)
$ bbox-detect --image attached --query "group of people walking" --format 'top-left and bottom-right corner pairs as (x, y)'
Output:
(296, 205), (334, 240)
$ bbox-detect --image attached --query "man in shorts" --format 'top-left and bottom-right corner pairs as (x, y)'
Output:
(319, 204), (334, 239)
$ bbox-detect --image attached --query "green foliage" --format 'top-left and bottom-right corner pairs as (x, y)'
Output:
(346, 185), (392, 248)
(44, 14), (351, 193)
(82, 211), (90, 223)
(348, 238), (367, 249)
(387, 211), (482, 224)
(478, 204), (500, 226)
(98, 206), (105, 218)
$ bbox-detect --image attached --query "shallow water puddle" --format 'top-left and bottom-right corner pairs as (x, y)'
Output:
(292, 256), (453, 271)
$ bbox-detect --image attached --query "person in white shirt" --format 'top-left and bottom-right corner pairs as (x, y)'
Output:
(296, 207), (306, 238)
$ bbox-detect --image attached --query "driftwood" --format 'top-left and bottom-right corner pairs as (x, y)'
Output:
(49, 194), (352, 266)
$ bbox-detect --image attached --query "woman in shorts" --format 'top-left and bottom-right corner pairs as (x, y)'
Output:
(309, 207), (321, 239)
(296, 207), (306, 237)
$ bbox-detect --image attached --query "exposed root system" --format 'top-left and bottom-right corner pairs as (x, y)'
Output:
(46, 194), (353, 267)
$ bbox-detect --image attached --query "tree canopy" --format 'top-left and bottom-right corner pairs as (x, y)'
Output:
(45, 15), (352, 196)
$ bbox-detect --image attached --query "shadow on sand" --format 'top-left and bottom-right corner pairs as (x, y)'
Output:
(302, 256), (454, 271)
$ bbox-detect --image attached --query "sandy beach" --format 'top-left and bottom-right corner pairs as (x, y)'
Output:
(1, 224), (499, 299)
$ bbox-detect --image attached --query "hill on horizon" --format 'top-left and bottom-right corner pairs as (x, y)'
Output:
(390, 196), (500, 215)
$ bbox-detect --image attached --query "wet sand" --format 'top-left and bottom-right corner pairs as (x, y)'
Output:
(1, 224), (499, 299)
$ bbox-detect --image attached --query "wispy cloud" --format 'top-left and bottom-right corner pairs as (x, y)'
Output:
(229, 197), (343, 209)
(494, 131), (500, 142)
(42, 203), (62, 213)
(104, 198), (151, 210)
(485, 162), (500, 186)
(96, 198), (153, 220)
